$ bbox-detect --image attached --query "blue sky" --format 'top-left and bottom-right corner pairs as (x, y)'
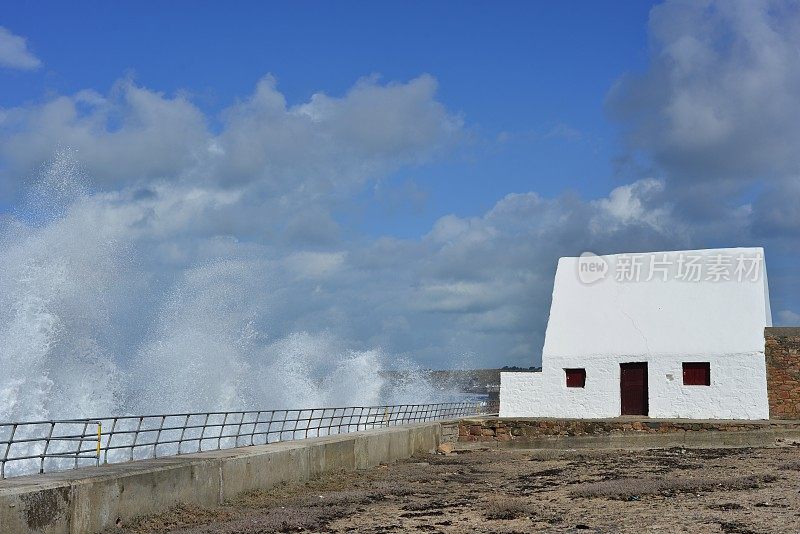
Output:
(2, 1), (655, 233)
(0, 1), (798, 377)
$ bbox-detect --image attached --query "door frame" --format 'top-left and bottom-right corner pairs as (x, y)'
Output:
(619, 362), (649, 416)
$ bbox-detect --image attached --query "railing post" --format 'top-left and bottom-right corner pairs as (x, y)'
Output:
(41, 422), (55, 474)
(104, 418), (117, 464)
(96, 422), (102, 467)
(130, 417), (144, 462)
(2, 424), (17, 479)
(250, 411), (261, 446)
(75, 421), (89, 469)
(217, 413), (229, 450)
(265, 411), (277, 444)
(359, 408), (365, 430)
(235, 412), (246, 447)
(153, 415), (166, 458)
(198, 413), (210, 452)
(177, 414), (189, 455)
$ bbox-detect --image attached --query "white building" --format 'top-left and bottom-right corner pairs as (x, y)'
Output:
(500, 247), (772, 420)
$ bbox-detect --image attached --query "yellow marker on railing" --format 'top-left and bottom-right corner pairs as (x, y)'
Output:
(96, 423), (102, 457)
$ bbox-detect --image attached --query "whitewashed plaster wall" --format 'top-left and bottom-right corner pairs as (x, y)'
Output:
(500, 247), (772, 420)
(500, 352), (769, 419)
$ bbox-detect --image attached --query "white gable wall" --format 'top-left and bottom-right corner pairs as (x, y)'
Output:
(501, 247), (772, 420)
(543, 249), (770, 359)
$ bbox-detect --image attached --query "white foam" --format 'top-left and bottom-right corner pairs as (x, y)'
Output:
(0, 152), (454, 424)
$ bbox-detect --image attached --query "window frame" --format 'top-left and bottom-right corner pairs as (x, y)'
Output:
(565, 368), (586, 388)
(682, 362), (710, 386)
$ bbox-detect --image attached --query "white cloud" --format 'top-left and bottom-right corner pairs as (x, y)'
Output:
(590, 179), (675, 235)
(0, 27), (41, 70)
(607, 0), (800, 329)
(777, 310), (800, 326)
(215, 74), (461, 191)
(413, 281), (505, 313)
(352, 181), (687, 364)
(0, 81), (209, 190)
(0, 74), (462, 209)
(753, 177), (800, 238)
(609, 0), (800, 184)
(2, 24), (798, 373)
(283, 251), (346, 280)
(5, 154), (685, 369)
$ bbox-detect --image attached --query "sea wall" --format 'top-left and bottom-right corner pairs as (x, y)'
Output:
(0, 423), (442, 534)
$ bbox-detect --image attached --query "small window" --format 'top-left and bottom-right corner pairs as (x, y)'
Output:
(682, 362), (710, 386)
(565, 368), (586, 388)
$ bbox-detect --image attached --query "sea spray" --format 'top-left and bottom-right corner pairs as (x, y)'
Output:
(0, 152), (456, 427)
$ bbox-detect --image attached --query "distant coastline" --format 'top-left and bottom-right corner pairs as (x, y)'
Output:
(383, 367), (541, 397)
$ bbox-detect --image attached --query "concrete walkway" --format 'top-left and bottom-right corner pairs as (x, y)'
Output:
(0, 422), (442, 533)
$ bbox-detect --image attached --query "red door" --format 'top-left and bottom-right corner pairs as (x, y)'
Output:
(620, 362), (648, 416)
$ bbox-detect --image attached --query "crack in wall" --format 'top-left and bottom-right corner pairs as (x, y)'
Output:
(614, 286), (651, 355)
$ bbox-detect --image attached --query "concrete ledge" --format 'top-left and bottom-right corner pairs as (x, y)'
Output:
(457, 429), (800, 450)
(0, 423), (444, 533)
(457, 417), (800, 449)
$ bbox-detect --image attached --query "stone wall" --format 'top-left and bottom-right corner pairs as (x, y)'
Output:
(765, 327), (800, 419)
(440, 421), (460, 444)
(458, 417), (800, 443)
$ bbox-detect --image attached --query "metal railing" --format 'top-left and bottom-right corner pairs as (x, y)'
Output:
(0, 401), (498, 479)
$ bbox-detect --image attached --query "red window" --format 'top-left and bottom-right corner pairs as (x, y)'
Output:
(565, 368), (586, 388)
(682, 362), (710, 386)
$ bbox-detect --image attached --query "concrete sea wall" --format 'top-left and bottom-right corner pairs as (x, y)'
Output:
(0, 423), (442, 533)
(7, 414), (800, 533)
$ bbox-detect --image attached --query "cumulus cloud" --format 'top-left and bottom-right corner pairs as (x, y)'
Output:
(281, 180), (683, 365)
(608, 0), (800, 320)
(0, 27), (41, 70)
(590, 179), (676, 235)
(0, 73), (462, 207)
(215, 74), (461, 191)
(0, 81), (209, 192)
(2, 157), (683, 369)
(778, 310), (800, 326)
(609, 0), (800, 185)
(752, 178), (800, 238)
(0, 74), (462, 215)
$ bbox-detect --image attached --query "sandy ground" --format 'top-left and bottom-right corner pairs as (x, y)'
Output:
(115, 445), (800, 533)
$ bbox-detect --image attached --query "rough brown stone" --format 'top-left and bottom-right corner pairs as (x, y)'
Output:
(437, 442), (454, 455)
(454, 416), (800, 444)
(766, 328), (800, 419)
